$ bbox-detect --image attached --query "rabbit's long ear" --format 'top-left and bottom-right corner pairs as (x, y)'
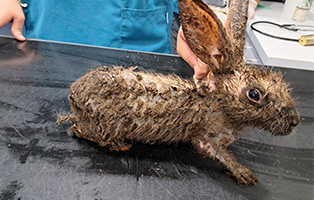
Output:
(178, 0), (234, 74)
(225, 0), (249, 64)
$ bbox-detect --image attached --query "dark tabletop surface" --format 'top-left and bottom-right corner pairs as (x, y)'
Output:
(0, 36), (313, 200)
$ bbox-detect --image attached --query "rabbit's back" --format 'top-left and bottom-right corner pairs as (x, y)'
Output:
(65, 66), (227, 148)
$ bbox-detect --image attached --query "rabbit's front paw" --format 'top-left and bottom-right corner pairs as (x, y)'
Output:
(228, 165), (259, 185)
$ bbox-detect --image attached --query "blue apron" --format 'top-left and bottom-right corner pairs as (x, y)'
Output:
(22, 0), (177, 54)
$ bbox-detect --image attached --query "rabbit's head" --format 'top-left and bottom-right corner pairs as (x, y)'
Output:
(217, 65), (299, 135)
(178, 0), (300, 135)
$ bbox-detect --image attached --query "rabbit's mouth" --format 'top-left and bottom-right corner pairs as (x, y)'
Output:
(270, 125), (294, 136)
(266, 111), (300, 136)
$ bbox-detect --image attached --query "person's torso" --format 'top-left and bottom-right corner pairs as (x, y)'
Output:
(22, 0), (175, 53)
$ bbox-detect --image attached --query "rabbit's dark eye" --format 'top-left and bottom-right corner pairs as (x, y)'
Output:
(247, 89), (260, 101)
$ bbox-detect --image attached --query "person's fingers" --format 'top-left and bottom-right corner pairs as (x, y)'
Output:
(177, 27), (209, 81)
(177, 28), (198, 68)
(11, 15), (25, 41)
(0, 9), (11, 28)
(0, 0), (26, 41)
(194, 61), (209, 81)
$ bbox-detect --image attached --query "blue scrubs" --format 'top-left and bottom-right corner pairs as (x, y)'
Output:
(21, 0), (178, 54)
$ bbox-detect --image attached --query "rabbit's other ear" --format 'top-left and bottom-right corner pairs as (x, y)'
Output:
(225, 0), (249, 64)
(178, 0), (235, 74)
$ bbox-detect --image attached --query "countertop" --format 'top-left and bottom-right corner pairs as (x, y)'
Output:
(247, 1), (314, 71)
(0, 36), (313, 200)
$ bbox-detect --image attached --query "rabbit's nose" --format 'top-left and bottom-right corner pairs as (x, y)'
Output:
(291, 116), (299, 127)
(290, 110), (300, 127)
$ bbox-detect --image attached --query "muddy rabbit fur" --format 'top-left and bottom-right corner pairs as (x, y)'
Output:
(58, 0), (300, 185)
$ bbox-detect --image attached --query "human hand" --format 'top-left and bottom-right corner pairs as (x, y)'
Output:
(0, 0), (25, 41)
(176, 27), (210, 82)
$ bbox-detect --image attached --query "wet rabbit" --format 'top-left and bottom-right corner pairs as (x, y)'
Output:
(58, 0), (299, 185)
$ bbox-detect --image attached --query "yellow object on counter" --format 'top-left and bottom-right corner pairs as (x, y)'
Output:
(299, 35), (314, 46)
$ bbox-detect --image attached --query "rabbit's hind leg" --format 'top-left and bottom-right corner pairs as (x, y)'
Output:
(67, 119), (133, 152)
(192, 133), (259, 185)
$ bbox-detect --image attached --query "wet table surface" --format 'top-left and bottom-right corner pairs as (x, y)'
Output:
(0, 36), (313, 200)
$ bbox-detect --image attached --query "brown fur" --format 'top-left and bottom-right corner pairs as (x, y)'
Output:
(58, 0), (299, 185)
(178, 0), (234, 73)
(225, 0), (249, 64)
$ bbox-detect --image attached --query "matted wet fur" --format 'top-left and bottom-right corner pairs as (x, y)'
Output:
(58, 0), (299, 185)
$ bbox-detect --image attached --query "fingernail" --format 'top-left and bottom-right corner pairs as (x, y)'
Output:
(16, 34), (26, 41)
(194, 74), (203, 80)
